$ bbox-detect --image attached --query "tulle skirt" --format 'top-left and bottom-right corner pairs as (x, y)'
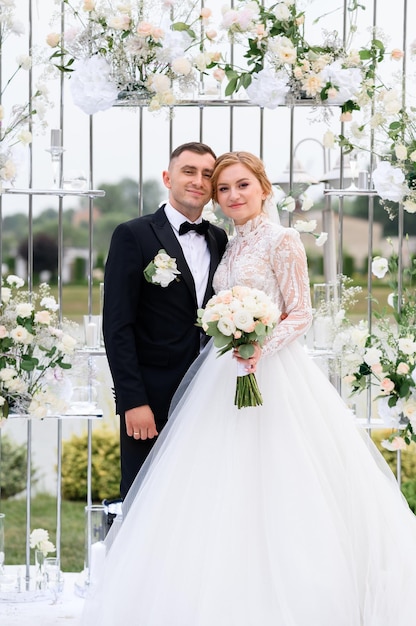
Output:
(82, 341), (416, 626)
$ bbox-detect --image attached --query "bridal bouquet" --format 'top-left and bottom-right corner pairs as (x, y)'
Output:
(197, 286), (279, 409)
(0, 276), (78, 420)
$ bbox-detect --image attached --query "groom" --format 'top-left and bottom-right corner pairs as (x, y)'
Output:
(103, 142), (228, 498)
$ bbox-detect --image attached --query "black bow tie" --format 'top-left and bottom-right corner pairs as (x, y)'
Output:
(179, 220), (210, 236)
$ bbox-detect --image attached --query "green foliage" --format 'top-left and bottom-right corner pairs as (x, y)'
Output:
(0, 434), (37, 499)
(370, 429), (416, 483)
(61, 427), (120, 501)
(3, 493), (85, 572)
(401, 479), (416, 514)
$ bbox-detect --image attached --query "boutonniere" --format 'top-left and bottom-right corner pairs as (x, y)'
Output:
(143, 249), (181, 287)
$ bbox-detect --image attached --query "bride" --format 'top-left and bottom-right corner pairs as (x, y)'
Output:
(82, 152), (416, 626)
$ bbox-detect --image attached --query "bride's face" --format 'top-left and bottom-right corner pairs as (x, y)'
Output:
(215, 163), (266, 225)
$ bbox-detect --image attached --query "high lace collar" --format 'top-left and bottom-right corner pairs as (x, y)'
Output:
(234, 213), (267, 238)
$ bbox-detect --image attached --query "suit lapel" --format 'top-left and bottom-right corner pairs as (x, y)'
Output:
(150, 207), (197, 302)
(202, 229), (221, 307)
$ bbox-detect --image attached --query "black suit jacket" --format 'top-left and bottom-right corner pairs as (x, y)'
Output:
(103, 205), (228, 426)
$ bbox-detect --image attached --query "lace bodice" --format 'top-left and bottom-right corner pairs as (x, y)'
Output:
(213, 214), (313, 357)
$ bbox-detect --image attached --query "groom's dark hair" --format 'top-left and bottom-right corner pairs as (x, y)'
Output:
(170, 142), (216, 163)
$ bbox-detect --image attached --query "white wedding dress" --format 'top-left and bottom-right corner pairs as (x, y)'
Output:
(82, 215), (416, 626)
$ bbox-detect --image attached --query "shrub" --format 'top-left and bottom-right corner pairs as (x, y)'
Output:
(0, 434), (38, 498)
(61, 427), (120, 501)
(370, 429), (416, 483)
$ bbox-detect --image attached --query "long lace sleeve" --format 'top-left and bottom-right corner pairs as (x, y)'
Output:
(262, 229), (313, 357)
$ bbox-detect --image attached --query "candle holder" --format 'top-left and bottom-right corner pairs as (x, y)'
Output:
(46, 129), (65, 188)
(75, 505), (107, 597)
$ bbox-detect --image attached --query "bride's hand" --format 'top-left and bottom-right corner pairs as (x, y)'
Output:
(233, 342), (262, 373)
(126, 405), (158, 440)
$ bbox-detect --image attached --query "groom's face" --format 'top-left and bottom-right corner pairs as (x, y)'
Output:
(162, 150), (215, 220)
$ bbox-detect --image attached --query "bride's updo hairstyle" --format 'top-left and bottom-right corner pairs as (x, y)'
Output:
(211, 151), (272, 203)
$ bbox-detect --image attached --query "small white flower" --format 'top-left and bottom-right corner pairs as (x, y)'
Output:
(40, 296), (59, 311)
(16, 302), (34, 317)
(371, 256), (388, 279)
(293, 219), (317, 233)
(279, 195), (296, 212)
(315, 232), (328, 247)
(16, 54), (32, 70)
(6, 275), (24, 288)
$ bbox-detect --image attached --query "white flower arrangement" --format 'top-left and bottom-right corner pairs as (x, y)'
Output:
(29, 528), (56, 556)
(0, 276), (79, 420)
(0, 2), (51, 190)
(335, 247), (416, 449)
(47, 0), (222, 114)
(219, 0), (372, 111)
(143, 250), (181, 288)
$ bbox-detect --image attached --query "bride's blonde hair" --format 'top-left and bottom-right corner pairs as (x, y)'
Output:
(211, 152), (272, 203)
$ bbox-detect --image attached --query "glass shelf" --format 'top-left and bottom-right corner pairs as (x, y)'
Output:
(324, 189), (378, 197)
(3, 188), (105, 198)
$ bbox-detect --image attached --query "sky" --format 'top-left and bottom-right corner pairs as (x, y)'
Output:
(3, 0), (415, 216)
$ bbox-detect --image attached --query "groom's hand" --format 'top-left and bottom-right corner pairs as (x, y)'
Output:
(126, 405), (158, 440)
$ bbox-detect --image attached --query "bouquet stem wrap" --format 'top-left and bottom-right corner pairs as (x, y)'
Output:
(235, 361), (263, 408)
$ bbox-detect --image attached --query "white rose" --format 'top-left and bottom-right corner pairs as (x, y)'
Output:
(59, 334), (77, 353)
(395, 144), (408, 160)
(234, 309), (256, 333)
(372, 161), (407, 203)
(0, 368), (17, 382)
(1, 288), (11, 303)
(171, 57), (192, 76)
(246, 69), (290, 109)
(148, 73), (171, 93)
(16, 302), (34, 317)
(403, 199), (416, 214)
(398, 337), (416, 356)
(273, 3), (291, 20)
(217, 316), (236, 336)
(363, 347), (382, 366)
(34, 310), (52, 325)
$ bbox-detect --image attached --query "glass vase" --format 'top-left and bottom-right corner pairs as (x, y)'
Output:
(312, 282), (340, 350)
(34, 549), (46, 588)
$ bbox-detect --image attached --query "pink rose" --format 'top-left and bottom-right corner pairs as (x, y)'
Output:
(0, 325), (8, 338)
(391, 49), (404, 61)
(397, 362), (410, 375)
(371, 363), (383, 375)
(380, 377), (395, 393)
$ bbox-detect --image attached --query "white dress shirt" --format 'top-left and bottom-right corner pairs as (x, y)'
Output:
(164, 203), (210, 308)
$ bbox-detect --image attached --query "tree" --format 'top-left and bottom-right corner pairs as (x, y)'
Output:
(17, 233), (59, 281)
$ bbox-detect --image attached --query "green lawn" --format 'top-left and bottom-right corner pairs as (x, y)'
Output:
(2, 494), (86, 573)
